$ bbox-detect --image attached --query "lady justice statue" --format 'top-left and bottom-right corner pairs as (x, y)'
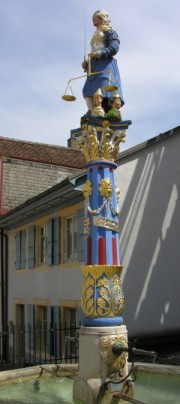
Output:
(73, 10), (134, 404)
(82, 9), (124, 114)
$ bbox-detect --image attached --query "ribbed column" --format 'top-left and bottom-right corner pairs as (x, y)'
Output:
(78, 117), (131, 326)
(86, 160), (119, 266)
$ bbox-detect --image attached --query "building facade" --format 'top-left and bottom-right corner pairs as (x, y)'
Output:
(0, 136), (85, 213)
(118, 126), (180, 337)
(0, 126), (179, 353)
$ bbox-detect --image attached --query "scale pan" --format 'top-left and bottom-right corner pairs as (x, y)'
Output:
(62, 95), (76, 101)
(104, 85), (118, 92)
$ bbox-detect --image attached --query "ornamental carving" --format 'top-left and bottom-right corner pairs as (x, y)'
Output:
(83, 178), (119, 221)
(93, 217), (119, 232)
(78, 122), (126, 162)
(81, 265), (125, 318)
(99, 336), (128, 375)
(99, 178), (112, 198)
(82, 180), (92, 200)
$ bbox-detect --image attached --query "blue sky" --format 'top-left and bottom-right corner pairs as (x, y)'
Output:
(0, 0), (179, 151)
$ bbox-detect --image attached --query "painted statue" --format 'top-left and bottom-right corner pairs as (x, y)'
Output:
(105, 92), (122, 120)
(91, 89), (105, 117)
(82, 9), (124, 114)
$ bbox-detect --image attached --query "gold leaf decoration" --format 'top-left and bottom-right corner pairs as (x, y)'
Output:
(78, 124), (126, 162)
(82, 180), (92, 200)
(99, 178), (112, 198)
(81, 265), (125, 318)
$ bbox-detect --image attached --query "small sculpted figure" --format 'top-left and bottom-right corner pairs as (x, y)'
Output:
(105, 92), (122, 120)
(82, 9), (124, 114)
(91, 89), (105, 117)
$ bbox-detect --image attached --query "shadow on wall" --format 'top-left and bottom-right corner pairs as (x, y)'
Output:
(119, 133), (180, 337)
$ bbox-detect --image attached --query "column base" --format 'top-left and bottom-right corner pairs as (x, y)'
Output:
(83, 316), (123, 327)
(73, 325), (135, 403)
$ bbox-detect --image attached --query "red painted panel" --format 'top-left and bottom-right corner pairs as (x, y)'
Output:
(99, 237), (106, 264)
(112, 237), (117, 265)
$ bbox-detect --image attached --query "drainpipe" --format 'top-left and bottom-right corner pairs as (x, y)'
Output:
(0, 228), (8, 361)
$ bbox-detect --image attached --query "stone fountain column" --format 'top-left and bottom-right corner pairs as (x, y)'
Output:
(73, 117), (134, 404)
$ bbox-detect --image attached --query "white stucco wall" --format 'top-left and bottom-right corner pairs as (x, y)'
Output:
(7, 232), (83, 316)
(116, 131), (180, 336)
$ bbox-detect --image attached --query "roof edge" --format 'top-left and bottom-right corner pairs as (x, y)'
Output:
(118, 126), (180, 161)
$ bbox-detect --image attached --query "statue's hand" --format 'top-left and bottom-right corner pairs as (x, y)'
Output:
(82, 60), (88, 71)
(88, 51), (101, 59)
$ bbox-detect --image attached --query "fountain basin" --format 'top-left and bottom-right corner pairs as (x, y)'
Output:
(0, 363), (179, 403)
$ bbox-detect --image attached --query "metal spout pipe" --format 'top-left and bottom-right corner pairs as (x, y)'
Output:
(112, 341), (156, 358)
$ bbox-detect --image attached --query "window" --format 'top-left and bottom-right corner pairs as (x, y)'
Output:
(65, 216), (77, 260)
(36, 305), (47, 350)
(39, 225), (47, 264)
(41, 306), (47, 349)
(27, 304), (60, 357)
(15, 230), (26, 269)
(39, 219), (61, 266)
(47, 218), (61, 265)
(61, 307), (79, 360)
(28, 226), (35, 268)
(15, 304), (25, 358)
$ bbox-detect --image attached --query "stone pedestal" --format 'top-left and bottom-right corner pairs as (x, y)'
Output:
(73, 325), (134, 404)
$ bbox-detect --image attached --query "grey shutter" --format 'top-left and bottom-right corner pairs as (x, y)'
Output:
(47, 220), (52, 265)
(15, 232), (21, 269)
(52, 217), (60, 264)
(28, 226), (35, 268)
(76, 307), (84, 326)
(52, 306), (60, 360)
(77, 208), (85, 261)
(27, 304), (35, 351)
(21, 230), (26, 269)
(47, 306), (51, 354)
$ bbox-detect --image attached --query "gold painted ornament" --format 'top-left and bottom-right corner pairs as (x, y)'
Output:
(81, 265), (125, 318)
(99, 178), (112, 198)
(82, 180), (92, 200)
(78, 123), (126, 162)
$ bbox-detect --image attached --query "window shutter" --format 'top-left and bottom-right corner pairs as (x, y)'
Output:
(52, 217), (61, 265)
(64, 218), (67, 261)
(76, 307), (84, 326)
(52, 306), (60, 359)
(47, 220), (52, 265)
(28, 226), (35, 268)
(15, 232), (21, 269)
(21, 230), (26, 269)
(77, 208), (85, 261)
(27, 304), (35, 351)
(52, 306), (60, 328)
(47, 306), (51, 354)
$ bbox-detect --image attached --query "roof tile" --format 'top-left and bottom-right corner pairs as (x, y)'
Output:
(0, 136), (85, 169)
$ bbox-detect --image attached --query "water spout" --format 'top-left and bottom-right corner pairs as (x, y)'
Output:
(112, 342), (156, 358)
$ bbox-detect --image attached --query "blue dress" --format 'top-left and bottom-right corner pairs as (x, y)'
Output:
(83, 28), (124, 106)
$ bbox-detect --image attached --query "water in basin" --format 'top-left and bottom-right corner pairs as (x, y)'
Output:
(0, 376), (75, 403)
(134, 370), (180, 404)
(0, 370), (179, 403)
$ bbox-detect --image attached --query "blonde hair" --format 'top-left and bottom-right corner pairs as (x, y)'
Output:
(92, 9), (111, 26)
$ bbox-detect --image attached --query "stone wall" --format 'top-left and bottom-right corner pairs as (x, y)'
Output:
(2, 158), (78, 211)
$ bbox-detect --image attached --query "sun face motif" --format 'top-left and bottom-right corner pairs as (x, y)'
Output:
(82, 180), (92, 200)
(99, 178), (112, 198)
